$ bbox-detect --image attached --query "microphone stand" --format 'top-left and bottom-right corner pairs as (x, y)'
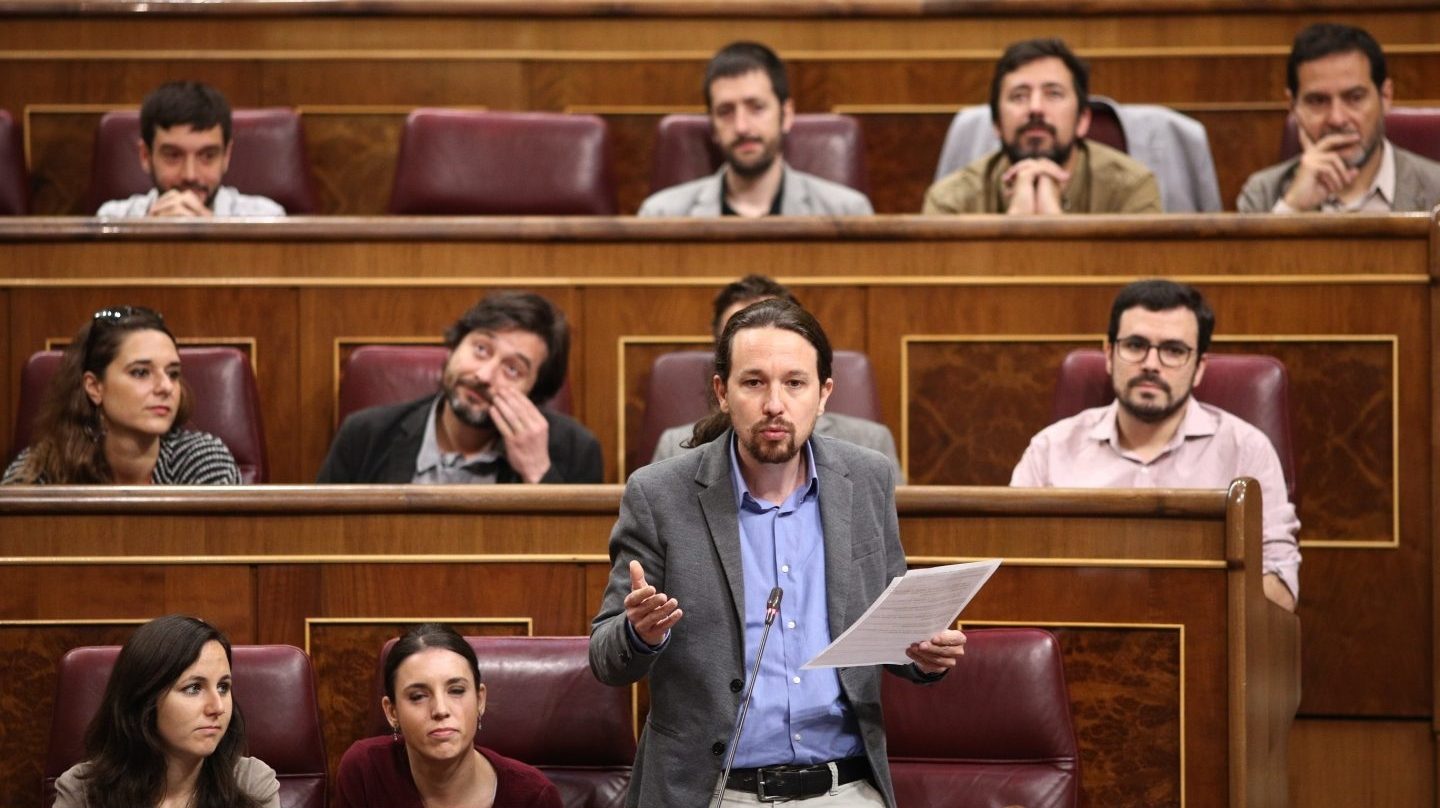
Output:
(713, 587), (783, 808)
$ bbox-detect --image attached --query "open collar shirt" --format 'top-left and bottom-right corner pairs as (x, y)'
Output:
(1010, 398), (1301, 599)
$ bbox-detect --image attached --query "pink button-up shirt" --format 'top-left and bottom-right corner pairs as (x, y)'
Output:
(1010, 398), (1301, 599)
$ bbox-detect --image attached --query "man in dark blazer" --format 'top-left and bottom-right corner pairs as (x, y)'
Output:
(589, 299), (964, 806)
(317, 291), (602, 484)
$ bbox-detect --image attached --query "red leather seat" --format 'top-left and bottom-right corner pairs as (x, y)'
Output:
(883, 628), (1079, 808)
(0, 109), (30, 215)
(648, 113), (869, 196)
(45, 645), (328, 808)
(86, 108), (317, 214)
(335, 344), (572, 428)
(388, 110), (617, 214)
(1280, 108), (1440, 163)
(13, 347), (269, 483)
(366, 636), (634, 808)
(636, 349), (881, 468)
(1049, 349), (1297, 502)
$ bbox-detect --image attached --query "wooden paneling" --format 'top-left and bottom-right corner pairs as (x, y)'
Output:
(1289, 719), (1435, 808)
(0, 484), (1286, 807)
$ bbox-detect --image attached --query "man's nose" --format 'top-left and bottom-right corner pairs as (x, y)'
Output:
(181, 154), (200, 181)
(1324, 99), (1349, 129)
(762, 385), (785, 413)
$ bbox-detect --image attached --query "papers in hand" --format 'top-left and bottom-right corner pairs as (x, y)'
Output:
(802, 559), (1001, 669)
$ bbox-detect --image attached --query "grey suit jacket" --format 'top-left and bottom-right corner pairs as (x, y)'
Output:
(589, 431), (932, 807)
(651, 412), (904, 481)
(1237, 142), (1440, 212)
(637, 165), (874, 217)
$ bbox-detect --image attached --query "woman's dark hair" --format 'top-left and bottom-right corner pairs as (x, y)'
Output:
(13, 307), (192, 484)
(688, 299), (833, 448)
(80, 615), (262, 808)
(383, 623), (483, 703)
(443, 291), (570, 405)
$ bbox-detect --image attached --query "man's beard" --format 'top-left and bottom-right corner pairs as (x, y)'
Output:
(725, 136), (782, 179)
(1002, 117), (1075, 165)
(445, 378), (493, 430)
(741, 418), (801, 464)
(1114, 371), (1191, 424)
(154, 171), (217, 208)
(1326, 123), (1384, 169)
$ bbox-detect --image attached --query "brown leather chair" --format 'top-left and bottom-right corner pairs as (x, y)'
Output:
(86, 108), (317, 214)
(648, 113), (869, 196)
(335, 344), (572, 428)
(366, 635), (634, 808)
(883, 628), (1079, 808)
(388, 109), (617, 214)
(635, 349), (882, 468)
(1280, 108), (1440, 163)
(12, 347), (268, 483)
(0, 109), (30, 215)
(44, 645), (328, 808)
(1049, 348), (1297, 502)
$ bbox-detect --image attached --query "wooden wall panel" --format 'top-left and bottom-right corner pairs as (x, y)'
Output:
(1289, 719), (1435, 807)
(0, 289), (9, 467)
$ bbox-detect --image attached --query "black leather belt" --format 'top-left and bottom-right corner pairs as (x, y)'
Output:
(726, 757), (871, 801)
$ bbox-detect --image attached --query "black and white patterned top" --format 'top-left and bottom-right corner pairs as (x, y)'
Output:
(2, 430), (241, 485)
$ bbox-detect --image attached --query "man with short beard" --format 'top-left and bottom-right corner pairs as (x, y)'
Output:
(1010, 280), (1300, 611)
(316, 291), (602, 484)
(923, 38), (1160, 215)
(96, 81), (285, 218)
(638, 41), (873, 218)
(1238, 23), (1440, 213)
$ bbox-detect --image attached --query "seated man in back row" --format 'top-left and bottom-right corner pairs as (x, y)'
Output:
(97, 81), (286, 218)
(650, 274), (903, 479)
(318, 291), (603, 484)
(924, 38), (1161, 215)
(1011, 279), (1300, 611)
(1238, 23), (1440, 213)
(639, 41), (873, 217)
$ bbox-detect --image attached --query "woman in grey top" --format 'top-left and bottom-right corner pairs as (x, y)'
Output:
(3, 306), (239, 485)
(53, 615), (279, 808)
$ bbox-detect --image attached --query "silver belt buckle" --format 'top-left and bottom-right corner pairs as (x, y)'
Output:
(756, 767), (786, 803)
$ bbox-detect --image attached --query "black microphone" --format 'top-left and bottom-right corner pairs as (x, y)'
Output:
(713, 586), (783, 808)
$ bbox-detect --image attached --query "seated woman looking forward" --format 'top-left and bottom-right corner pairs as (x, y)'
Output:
(336, 623), (563, 808)
(3, 306), (239, 484)
(54, 614), (280, 808)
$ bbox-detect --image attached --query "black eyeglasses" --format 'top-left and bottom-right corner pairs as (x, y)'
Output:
(1113, 335), (1195, 368)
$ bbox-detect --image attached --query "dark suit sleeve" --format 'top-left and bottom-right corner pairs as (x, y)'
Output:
(317, 415), (369, 483)
(540, 413), (604, 483)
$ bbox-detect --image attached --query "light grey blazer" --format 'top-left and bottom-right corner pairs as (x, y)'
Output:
(637, 165), (874, 217)
(651, 412), (904, 482)
(1236, 142), (1440, 212)
(589, 431), (933, 807)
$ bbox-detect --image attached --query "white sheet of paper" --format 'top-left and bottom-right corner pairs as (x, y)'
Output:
(801, 559), (1001, 669)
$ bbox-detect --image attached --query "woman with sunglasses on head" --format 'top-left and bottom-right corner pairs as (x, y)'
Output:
(53, 614), (280, 808)
(336, 623), (562, 808)
(3, 306), (239, 484)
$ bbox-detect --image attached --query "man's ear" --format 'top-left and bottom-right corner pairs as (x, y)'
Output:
(218, 139), (234, 177)
(1379, 78), (1394, 114)
(1075, 106), (1093, 140)
(1102, 339), (1114, 377)
(1192, 353), (1208, 389)
(713, 374), (729, 414)
(817, 377), (834, 415)
(780, 98), (795, 135)
(137, 138), (153, 174)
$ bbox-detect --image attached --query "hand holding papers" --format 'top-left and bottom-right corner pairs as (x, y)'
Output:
(803, 559), (1001, 669)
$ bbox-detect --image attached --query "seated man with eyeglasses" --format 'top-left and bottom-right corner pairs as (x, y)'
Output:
(1009, 279), (1300, 611)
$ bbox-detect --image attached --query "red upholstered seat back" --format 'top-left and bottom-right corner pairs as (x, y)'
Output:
(1049, 349), (1298, 502)
(1280, 108), (1440, 163)
(0, 109), (30, 215)
(368, 636), (634, 808)
(12, 347), (268, 483)
(388, 109), (617, 214)
(44, 645), (329, 808)
(1085, 100), (1128, 153)
(335, 344), (572, 427)
(87, 108), (317, 214)
(883, 628), (1079, 808)
(648, 113), (870, 196)
(635, 349), (882, 468)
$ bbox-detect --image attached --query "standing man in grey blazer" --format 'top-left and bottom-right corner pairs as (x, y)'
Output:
(638, 42), (874, 218)
(1237, 23), (1440, 213)
(590, 300), (964, 806)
